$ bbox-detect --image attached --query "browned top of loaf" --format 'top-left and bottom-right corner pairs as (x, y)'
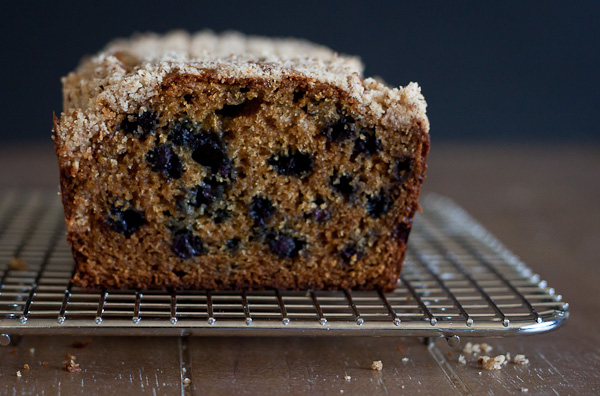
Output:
(59, 31), (429, 153)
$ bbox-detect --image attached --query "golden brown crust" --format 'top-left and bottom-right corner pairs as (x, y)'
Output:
(55, 32), (429, 291)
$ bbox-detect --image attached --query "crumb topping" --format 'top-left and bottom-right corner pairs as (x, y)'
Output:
(58, 31), (428, 155)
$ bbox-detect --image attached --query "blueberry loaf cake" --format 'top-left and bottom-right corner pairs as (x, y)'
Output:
(53, 31), (430, 291)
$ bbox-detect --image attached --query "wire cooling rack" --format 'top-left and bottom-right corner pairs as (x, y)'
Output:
(0, 190), (567, 341)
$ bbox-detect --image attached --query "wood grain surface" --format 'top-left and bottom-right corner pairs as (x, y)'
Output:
(1, 143), (598, 395)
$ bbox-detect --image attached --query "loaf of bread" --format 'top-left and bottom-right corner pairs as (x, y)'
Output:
(53, 31), (429, 291)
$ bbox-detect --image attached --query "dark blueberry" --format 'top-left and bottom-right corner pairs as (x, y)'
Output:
(212, 208), (231, 224)
(192, 178), (226, 208)
(267, 232), (305, 258)
(396, 156), (413, 181)
(169, 122), (196, 147)
(312, 207), (331, 224)
(321, 115), (356, 141)
(339, 244), (362, 264)
(192, 132), (230, 174)
(353, 130), (382, 156)
(137, 111), (157, 134)
(226, 238), (241, 252)
(311, 196), (330, 223)
(172, 229), (205, 259)
(249, 196), (276, 227)
(394, 222), (412, 244)
(366, 190), (392, 218)
(330, 173), (356, 196)
(120, 111), (157, 137)
(183, 94), (194, 102)
(107, 204), (146, 238)
(146, 144), (183, 179)
(216, 98), (262, 118)
(239, 87), (250, 93)
(268, 150), (313, 178)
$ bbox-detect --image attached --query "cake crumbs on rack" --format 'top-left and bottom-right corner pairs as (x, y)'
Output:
(344, 375), (351, 381)
(9, 257), (27, 271)
(16, 370), (22, 377)
(458, 355), (467, 364)
(183, 378), (191, 386)
(23, 363), (30, 370)
(371, 360), (383, 371)
(520, 387), (529, 393)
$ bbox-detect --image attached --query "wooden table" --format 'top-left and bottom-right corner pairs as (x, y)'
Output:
(1, 143), (598, 395)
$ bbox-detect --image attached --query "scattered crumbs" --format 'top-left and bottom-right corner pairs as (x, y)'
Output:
(340, 390), (344, 394)
(29, 348), (35, 354)
(447, 352), (452, 357)
(182, 367), (187, 374)
(42, 362), (49, 366)
(520, 387), (529, 393)
(371, 360), (383, 371)
(23, 364), (30, 370)
(505, 352), (511, 362)
(71, 338), (92, 348)
(402, 357), (409, 362)
(513, 354), (530, 365)
(62, 353), (81, 373)
(16, 370), (22, 377)
(458, 355), (466, 364)
(478, 355), (506, 370)
(463, 342), (493, 355)
(396, 346), (404, 353)
(10, 347), (17, 355)
(344, 375), (351, 381)
(478, 371), (482, 375)
(9, 257), (27, 271)
(406, 296), (412, 301)
(183, 378), (191, 386)
(401, 385), (405, 389)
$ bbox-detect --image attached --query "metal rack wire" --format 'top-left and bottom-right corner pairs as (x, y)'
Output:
(0, 191), (568, 340)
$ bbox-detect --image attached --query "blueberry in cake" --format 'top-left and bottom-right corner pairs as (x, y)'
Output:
(53, 31), (430, 291)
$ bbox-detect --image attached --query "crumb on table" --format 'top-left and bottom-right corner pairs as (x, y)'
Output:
(71, 338), (92, 348)
(62, 354), (81, 373)
(371, 360), (383, 371)
(463, 342), (493, 354)
(478, 355), (506, 370)
(344, 375), (351, 381)
(513, 354), (530, 365)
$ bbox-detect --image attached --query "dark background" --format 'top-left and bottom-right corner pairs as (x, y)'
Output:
(2, 1), (599, 143)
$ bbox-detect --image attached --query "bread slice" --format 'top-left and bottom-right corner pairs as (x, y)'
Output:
(53, 31), (430, 291)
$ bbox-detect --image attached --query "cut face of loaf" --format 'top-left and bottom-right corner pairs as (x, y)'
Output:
(54, 31), (429, 291)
